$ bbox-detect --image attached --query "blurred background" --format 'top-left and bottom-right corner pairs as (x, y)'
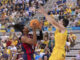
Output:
(0, 0), (80, 60)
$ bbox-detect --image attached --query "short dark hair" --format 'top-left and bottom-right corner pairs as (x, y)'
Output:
(11, 23), (24, 33)
(63, 19), (69, 27)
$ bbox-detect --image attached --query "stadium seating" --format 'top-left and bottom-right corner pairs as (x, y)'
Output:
(66, 34), (80, 60)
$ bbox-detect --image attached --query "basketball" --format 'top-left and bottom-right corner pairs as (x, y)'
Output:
(30, 19), (40, 28)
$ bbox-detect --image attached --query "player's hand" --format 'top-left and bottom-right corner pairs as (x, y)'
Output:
(32, 23), (37, 31)
(38, 5), (45, 14)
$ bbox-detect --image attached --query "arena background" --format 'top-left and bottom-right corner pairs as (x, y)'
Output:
(0, 0), (80, 60)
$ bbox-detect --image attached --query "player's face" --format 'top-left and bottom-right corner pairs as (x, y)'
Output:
(23, 26), (29, 34)
(44, 37), (48, 41)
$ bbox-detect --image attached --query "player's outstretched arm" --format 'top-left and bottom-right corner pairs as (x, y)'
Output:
(38, 6), (65, 32)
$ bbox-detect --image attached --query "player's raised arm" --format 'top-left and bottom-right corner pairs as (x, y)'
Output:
(38, 6), (66, 32)
(21, 23), (37, 45)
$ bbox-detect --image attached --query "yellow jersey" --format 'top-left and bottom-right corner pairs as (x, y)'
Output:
(49, 29), (67, 60)
(43, 40), (49, 45)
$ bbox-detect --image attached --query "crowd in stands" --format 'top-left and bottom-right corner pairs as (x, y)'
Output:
(71, 50), (80, 60)
(0, 0), (48, 32)
(46, 0), (80, 31)
(0, 0), (80, 60)
(0, 0), (80, 32)
(66, 32), (77, 52)
(0, 28), (78, 60)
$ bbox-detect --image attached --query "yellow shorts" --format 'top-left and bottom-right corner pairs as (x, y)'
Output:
(49, 49), (65, 60)
(49, 56), (65, 60)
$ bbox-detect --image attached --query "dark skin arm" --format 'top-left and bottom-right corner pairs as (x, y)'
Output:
(21, 24), (37, 45)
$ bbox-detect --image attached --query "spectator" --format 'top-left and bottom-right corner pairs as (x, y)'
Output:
(76, 51), (80, 60)
(69, 32), (77, 47)
(71, 58), (76, 60)
(77, 12), (80, 19)
(42, 36), (49, 46)
(10, 44), (17, 54)
(66, 35), (71, 52)
(48, 37), (55, 52)
(42, 48), (50, 60)
(2, 48), (9, 60)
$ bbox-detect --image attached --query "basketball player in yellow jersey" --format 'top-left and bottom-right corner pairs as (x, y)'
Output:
(38, 6), (69, 60)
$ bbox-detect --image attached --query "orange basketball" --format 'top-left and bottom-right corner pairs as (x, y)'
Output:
(30, 19), (40, 28)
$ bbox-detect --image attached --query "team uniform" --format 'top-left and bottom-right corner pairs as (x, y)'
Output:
(49, 29), (67, 60)
(21, 35), (34, 60)
(22, 43), (34, 60)
(21, 30), (43, 60)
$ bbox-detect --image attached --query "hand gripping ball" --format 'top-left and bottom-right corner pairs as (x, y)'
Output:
(30, 19), (40, 28)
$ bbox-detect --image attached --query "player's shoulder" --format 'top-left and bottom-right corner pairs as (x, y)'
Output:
(55, 28), (67, 34)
